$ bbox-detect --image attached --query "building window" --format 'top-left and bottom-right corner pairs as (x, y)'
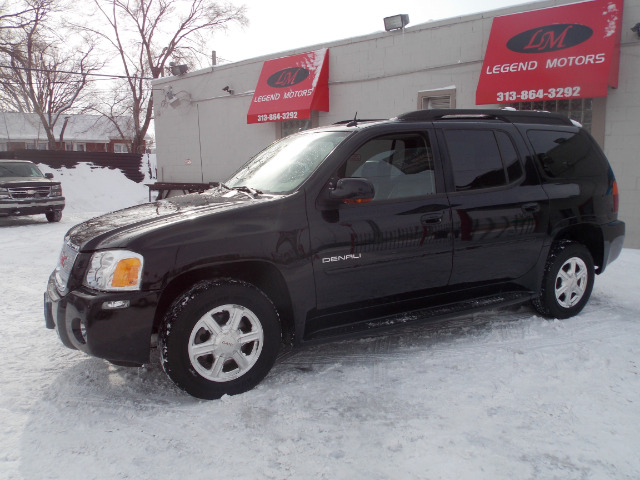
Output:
(65, 142), (73, 151)
(25, 142), (35, 149)
(277, 111), (318, 139)
(114, 143), (129, 153)
(0, 142), (6, 151)
(418, 88), (456, 110)
(37, 142), (48, 150)
(506, 98), (593, 133)
(74, 143), (86, 152)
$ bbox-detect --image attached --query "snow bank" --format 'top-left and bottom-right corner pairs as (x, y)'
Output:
(38, 161), (151, 216)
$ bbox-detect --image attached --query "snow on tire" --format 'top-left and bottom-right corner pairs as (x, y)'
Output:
(533, 241), (595, 319)
(159, 279), (281, 400)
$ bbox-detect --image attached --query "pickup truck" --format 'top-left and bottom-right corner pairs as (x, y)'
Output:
(1, 159), (65, 222)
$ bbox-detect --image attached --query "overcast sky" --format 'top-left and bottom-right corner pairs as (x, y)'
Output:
(211, 0), (543, 64)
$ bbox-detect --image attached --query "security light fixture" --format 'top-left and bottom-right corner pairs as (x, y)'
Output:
(166, 87), (180, 106)
(169, 62), (188, 76)
(632, 23), (640, 38)
(222, 86), (234, 95)
(384, 14), (410, 32)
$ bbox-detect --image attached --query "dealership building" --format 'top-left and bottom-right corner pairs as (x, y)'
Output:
(152, 0), (640, 247)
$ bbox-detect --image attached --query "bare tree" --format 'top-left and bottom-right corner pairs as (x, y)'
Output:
(0, 0), (38, 53)
(0, 0), (104, 148)
(83, 0), (247, 154)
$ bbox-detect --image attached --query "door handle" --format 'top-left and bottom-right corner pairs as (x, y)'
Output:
(421, 212), (443, 225)
(522, 202), (540, 213)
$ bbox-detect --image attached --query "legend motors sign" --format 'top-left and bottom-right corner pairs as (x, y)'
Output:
(247, 49), (329, 124)
(476, 0), (623, 105)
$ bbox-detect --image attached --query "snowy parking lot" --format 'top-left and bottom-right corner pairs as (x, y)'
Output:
(1, 166), (639, 480)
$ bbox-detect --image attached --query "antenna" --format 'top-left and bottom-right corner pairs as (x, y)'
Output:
(346, 112), (358, 127)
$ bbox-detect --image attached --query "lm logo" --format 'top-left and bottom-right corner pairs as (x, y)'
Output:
(507, 24), (593, 53)
(267, 67), (310, 88)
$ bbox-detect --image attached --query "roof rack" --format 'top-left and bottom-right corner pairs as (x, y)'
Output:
(395, 109), (574, 126)
(333, 118), (386, 126)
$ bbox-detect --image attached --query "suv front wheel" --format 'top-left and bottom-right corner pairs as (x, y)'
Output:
(159, 279), (281, 399)
(46, 210), (62, 222)
(533, 241), (594, 319)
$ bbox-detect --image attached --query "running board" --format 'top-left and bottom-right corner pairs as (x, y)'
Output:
(306, 291), (535, 342)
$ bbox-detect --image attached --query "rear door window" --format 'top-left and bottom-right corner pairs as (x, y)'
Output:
(443, 129), (522, 191)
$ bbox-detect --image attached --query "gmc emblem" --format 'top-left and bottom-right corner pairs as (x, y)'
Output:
(507, 24), (593, 53)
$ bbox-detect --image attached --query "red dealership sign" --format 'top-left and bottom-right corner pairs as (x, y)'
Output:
(247, 49), (329, 124)
(476, 0), (623, 105)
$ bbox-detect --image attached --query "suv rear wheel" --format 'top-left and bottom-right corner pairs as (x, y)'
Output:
(533, 241), (594, 319)
(159, 279), (281, 399)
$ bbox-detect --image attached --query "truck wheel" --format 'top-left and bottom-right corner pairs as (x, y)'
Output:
(533, 241), (594, 319)
(46, 210), (62, 222)
(159, 279), (281, 400)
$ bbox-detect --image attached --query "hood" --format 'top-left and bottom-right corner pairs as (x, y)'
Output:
(0, 177), (56, 186)
(67, 188), (270, 251)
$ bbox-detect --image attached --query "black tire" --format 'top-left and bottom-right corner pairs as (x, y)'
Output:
(159, 279), (281, 400)
(532, 241), (594, 319)
(46, 210), (62, 222)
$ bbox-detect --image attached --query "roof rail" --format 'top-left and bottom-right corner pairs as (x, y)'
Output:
(395, 109), (574, 126)
(333, 118), (386, 126)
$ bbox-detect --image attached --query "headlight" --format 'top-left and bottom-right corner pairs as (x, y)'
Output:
(50, 184), (62, 197)
(0, 187), (9, 199)
(84, 250), (144, 291)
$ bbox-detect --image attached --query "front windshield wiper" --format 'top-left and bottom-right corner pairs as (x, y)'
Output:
(234, 186), (262, 197)
(217, 183), (263, 199)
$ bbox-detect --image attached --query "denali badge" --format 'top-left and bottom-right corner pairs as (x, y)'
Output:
(322, 254), (362, 263)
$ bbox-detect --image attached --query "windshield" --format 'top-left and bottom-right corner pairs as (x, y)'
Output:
(0, 162), (44, 178)
(226, 131), (350, 194)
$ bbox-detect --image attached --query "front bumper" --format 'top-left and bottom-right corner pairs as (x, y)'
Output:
(44, 273), (160, 365)
(0, 197), (65, 217)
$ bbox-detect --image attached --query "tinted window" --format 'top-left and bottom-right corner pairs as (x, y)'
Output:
(527, 129), (606, 178)
(444, 130), (507, 191)
(495, 131), (524, 182)
(341, 133), (436, 200)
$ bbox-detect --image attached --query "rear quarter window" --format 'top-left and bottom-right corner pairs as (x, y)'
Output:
(527, 129), (607, 179)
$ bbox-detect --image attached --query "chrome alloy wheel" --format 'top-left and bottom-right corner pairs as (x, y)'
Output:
(188, 304), (264, 382)
(554, 256), (589, 308)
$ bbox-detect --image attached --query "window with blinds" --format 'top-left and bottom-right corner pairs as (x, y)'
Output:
(418, 88), (456, 110)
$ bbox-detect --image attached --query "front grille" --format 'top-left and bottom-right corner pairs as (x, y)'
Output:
(8, 186), (52, 199)
(54, 239), (80, 295)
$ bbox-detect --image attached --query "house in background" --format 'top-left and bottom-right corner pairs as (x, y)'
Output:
(0, 112), (139, 153)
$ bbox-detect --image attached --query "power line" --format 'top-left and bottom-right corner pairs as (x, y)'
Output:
(0, 64), (156, 80)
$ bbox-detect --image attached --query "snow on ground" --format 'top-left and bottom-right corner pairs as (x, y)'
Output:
(1, 165), (639, 480)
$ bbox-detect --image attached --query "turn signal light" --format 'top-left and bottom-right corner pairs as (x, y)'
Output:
(344, 198), (373, 205)
(112, 258), (142, 288)
(613, 180), (619, 213)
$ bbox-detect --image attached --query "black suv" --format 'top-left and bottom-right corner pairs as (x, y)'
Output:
(1, 159), (65, 222)
(44, 110), (625, 399)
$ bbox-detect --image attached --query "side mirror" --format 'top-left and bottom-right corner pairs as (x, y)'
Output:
(329, 177), (375, 204)
(45, 173), (54, 179)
